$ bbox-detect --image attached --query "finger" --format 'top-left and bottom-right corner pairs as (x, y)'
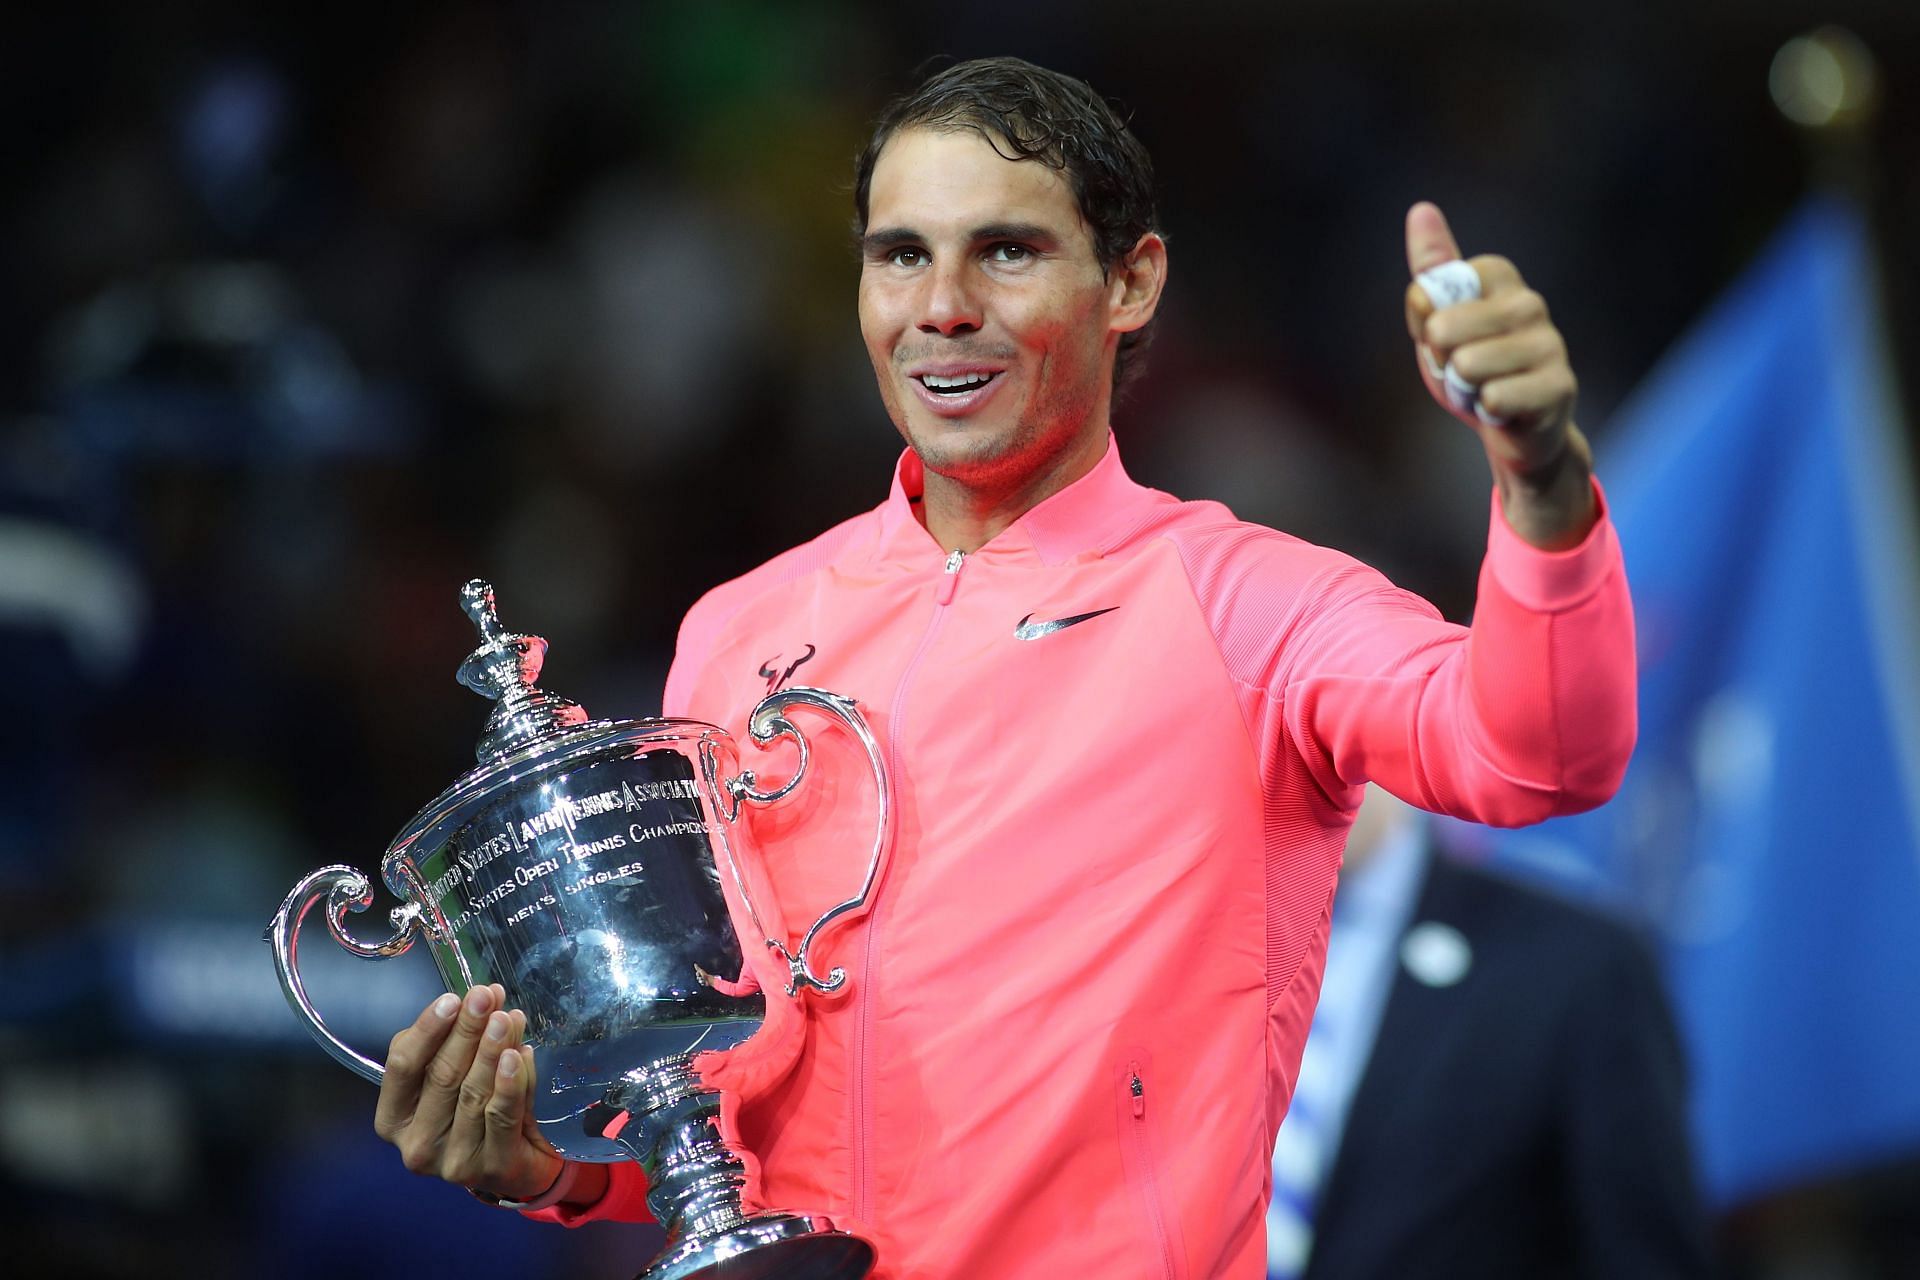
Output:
(1449, 326), (1566, 386)
(406, 985), (501, 1146)
(1479, 364), (1578, 427)
(374, 991), (461, 1140)
(1463, 253), (1523, 297)
(1410, 252), (1531, 346)
(482, 1039), (547, 1181)
(1404, 205), (1464, 345)
(1426, 289), (1551, 359)
(1405, 281), (1436, 345)
(1404, 201), (1461, 276)
(442, 1007), (521, 1179)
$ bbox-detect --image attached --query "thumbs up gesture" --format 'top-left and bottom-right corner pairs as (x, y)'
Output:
(1404, 202), (1597, 549)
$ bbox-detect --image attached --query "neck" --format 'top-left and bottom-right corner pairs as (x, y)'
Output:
(917, 424), (1110, 554)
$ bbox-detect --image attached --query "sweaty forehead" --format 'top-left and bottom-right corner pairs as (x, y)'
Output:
(866, 126), (1086, 240)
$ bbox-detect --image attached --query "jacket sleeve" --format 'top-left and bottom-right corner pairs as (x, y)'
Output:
(519, 1162), (655, 1227)
(1282, 479), (1635, 826)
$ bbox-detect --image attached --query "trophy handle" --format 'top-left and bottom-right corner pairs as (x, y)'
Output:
(718, 686), (894, 999)
(266, 864), (426, 1084)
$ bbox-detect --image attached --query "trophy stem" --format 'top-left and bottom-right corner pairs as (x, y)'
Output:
(609, 1057), (875, 1280)
(616, 1056), (751, 1238)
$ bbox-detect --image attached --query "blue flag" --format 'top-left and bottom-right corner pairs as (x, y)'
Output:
(1450, 197), (1920, 1208)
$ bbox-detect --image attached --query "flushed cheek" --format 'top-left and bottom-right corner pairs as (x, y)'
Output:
(1011, 319), (1085, 387)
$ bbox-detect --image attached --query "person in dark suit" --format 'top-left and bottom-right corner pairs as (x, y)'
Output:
(1268, 788), (1716, 1279)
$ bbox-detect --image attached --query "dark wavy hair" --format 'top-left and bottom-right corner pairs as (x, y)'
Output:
(853, 57), (1161, 395)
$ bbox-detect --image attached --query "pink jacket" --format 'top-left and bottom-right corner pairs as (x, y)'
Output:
(533, 438), (1636, 1278)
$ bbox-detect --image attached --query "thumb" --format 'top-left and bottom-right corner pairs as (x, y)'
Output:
(1405, 201), (1461, 275)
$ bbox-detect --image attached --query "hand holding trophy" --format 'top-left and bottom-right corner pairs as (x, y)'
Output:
(267, 580), (890, 1280)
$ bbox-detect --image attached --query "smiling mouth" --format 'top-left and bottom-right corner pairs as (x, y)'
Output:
(914, 371), (1001, 396)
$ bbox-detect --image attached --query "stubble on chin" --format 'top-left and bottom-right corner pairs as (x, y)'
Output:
(907, 419), (1040, 488)
(867, 364), (1014, 482)
(896, 369), (1107, 494)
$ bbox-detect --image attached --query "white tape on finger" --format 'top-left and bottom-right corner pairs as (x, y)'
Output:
(1441, 361), (1505, 427)
(1414, 260), (1506, 426)
(1414, 259), (1482, 309)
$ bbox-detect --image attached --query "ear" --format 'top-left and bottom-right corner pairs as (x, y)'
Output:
(1109, 231), (1168, 334)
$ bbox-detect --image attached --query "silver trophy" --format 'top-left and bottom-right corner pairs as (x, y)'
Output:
(267, 580), (889, 1280)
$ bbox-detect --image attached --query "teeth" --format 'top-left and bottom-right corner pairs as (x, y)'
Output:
(921, 372), (993, 389)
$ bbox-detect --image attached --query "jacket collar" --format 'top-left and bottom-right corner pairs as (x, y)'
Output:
(872, 433), (1158, 569)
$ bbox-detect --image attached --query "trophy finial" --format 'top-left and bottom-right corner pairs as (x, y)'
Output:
(453, 578), (588, 761)
(461, 579), (506, 645)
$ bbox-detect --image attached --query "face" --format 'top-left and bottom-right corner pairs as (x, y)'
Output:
(858, 127), (1132, 492)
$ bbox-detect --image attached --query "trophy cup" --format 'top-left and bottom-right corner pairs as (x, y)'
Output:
(267, 580), (888, 1280)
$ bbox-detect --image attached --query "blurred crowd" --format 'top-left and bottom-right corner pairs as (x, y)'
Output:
(1, 3), (1916, 1277)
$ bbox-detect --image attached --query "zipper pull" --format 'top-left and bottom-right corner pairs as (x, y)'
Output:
(1129, 1068), (1145, 1118)
(936, 549), (966, 605)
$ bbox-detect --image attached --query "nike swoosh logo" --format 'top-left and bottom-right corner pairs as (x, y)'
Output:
(1014, 607), (1120, 641)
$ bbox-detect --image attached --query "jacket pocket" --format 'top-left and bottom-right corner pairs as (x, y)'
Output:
(1115, 1055), (1187, 1280)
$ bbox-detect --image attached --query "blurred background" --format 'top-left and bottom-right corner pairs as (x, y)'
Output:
(2, 1), (1917, 1276)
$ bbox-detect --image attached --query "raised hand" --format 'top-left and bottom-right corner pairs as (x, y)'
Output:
(1403, 202), (1597, 550)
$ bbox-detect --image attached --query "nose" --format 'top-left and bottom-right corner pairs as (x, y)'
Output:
(917, 260), (982, 336)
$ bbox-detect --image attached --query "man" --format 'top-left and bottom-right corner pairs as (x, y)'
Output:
(371, 57), (1636, 1277)
(1267, 788), (1712, 1279)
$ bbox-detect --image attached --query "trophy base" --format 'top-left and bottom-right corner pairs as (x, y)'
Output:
(639, 1213), (875, 1280)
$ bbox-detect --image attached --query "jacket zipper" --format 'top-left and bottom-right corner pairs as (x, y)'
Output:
(1123, 1062), (1180, 1280)
(853, 547), (967, 1223)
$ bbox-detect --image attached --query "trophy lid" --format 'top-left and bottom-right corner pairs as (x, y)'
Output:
(455, 579), (589, 762)
(369, 579), (721, 899)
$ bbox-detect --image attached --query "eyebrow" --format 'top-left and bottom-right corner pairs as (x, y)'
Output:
(861, 221), (1061, 256)
(861, 227), (923, 256)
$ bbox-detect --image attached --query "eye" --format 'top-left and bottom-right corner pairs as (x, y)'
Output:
(987, 243), (1031, 263)
(888, 246), (929, 268)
